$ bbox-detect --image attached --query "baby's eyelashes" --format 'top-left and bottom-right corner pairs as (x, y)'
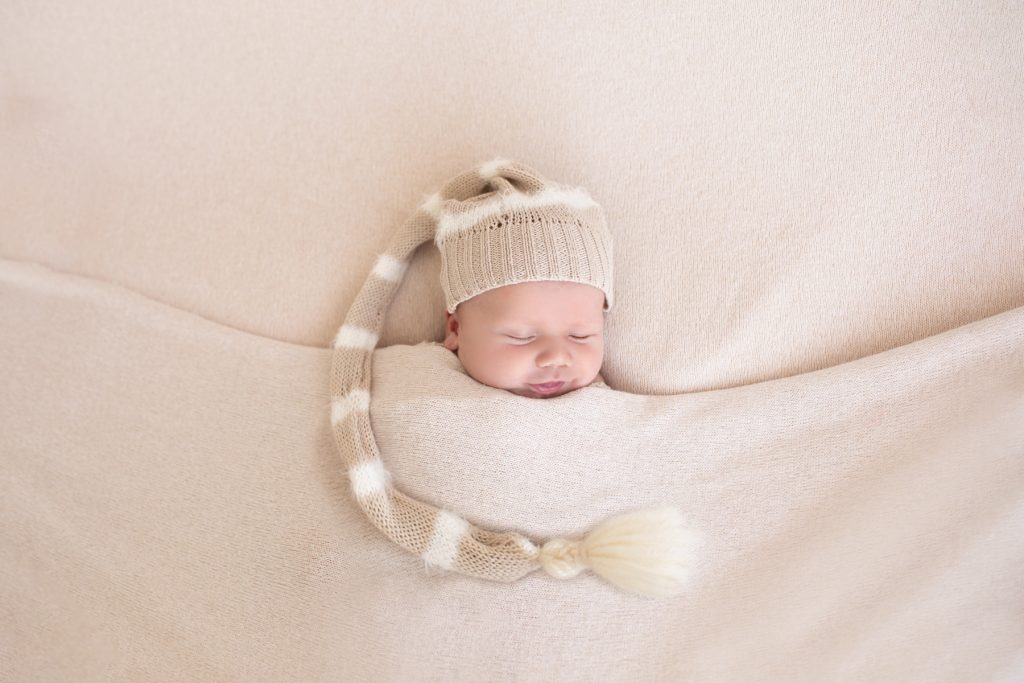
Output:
(503, 334), (596, 342)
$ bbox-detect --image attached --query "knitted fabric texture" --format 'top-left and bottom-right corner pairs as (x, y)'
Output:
(329, 158), (693, 593)
(432, 159), (614, 314)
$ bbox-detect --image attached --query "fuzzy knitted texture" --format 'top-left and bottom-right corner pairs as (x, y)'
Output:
(430, 160), (614, 314)
(329, 158), (690, 591)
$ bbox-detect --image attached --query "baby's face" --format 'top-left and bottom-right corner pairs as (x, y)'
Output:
(443, 281), (606, 399)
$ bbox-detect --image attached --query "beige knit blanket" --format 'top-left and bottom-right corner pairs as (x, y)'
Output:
(4, 257), (1023, 680)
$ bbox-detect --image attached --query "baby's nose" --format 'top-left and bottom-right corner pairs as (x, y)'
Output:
(537, 341), (572, 367)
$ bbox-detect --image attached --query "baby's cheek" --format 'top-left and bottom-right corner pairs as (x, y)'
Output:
(469, 342), (522, 387)
(589, 343), (606, 376)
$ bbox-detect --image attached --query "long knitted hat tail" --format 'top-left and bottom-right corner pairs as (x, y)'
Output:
(329, 158), (702, 597)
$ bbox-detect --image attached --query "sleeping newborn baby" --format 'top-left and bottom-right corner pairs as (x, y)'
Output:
(442, 280), (607, 399)
(430, 158), (614, 399)
(330, 159), (696, 597)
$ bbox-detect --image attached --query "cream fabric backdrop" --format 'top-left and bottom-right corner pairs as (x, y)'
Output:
(2, 2), (1023, 681)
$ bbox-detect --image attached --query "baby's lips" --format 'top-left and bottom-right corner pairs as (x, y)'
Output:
(527, 381), (567, 396)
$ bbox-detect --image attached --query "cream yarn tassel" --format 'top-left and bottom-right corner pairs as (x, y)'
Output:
(537, 506), (702, 598)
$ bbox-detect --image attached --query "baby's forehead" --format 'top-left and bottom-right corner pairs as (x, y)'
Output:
(488, 306), (605, 326)
(457, 282), (607, 323)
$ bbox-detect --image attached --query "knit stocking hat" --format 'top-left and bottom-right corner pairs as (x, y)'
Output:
(330, 158), (701, 598)
(433, 157), (614, 314)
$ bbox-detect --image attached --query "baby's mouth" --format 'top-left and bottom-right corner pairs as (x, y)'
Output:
(528, 381), (565, 396)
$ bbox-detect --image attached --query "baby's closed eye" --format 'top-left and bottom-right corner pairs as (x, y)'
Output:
(504, 334), (596, 343)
